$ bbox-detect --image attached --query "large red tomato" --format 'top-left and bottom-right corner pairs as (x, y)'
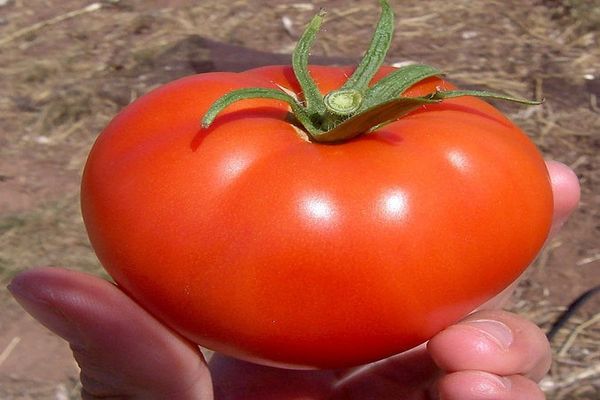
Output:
(81, 64), (552, 368)
(81, 1), (552, 369)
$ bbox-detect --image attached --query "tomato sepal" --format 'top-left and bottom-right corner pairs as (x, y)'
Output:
(202, 0), (541, 144)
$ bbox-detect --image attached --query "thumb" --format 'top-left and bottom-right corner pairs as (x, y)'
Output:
(7, 267), (213, 400)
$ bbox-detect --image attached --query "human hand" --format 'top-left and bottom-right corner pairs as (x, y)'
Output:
(7, 161), (579, 399)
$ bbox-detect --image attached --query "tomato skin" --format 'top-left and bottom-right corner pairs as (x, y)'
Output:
(81, 65), (553, 369)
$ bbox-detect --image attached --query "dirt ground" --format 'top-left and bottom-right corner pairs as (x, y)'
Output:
(0, 0), (599, 399)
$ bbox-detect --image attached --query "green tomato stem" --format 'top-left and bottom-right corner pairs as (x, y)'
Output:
(321, 89), (363, 130)
(339, 0), (394, 93)
(201, 0), (542, 144)
(292, 9), (327, 121)
(360, 64), (443, 111)
(429, 89), (543, 105)
(200, 87), (322, 138)
(313, 95), (439, 143)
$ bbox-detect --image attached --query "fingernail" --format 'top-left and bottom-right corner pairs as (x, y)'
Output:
(7, 282), (84, 346)
(474, 371), (512, 394)
(465, 319), (513, 350)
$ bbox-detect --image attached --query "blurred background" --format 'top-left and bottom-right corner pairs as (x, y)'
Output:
(0, 0), (598, 398)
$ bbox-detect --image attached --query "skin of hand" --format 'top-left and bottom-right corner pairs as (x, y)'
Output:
(7, 160), (580, 400)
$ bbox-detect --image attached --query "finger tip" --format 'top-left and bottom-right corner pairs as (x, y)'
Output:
(546, 160), (580, 218)
(437, 371), (512, 399)
(428, 310), (551, 380)
(8, 267), (100, 306)
(7, 267), (59, 298)
(437, 372), (545, 400)
(427, 325), (483, 372)
(7, 267), (124, 337)
(7, 267), (91, 345)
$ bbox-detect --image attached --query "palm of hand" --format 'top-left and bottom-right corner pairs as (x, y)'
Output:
(210, 348), (439, 400)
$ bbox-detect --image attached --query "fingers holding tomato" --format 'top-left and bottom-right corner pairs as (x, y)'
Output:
(430, 310), (551, 400)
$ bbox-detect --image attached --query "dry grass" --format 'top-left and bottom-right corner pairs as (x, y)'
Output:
(0, 0), (598, 398)
(542, 311), (600, 399)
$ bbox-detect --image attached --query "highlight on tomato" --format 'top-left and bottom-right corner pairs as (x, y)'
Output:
(81, 0), (553, 369)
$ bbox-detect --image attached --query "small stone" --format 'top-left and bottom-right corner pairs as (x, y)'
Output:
(34, 136), (50, 144)
(461, 30), (479, 39)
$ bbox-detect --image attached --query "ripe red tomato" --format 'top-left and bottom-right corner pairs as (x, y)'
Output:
(81, 64), (553, 369)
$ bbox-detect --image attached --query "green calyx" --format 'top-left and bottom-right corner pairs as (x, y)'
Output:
(201, 0), (541, 143)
